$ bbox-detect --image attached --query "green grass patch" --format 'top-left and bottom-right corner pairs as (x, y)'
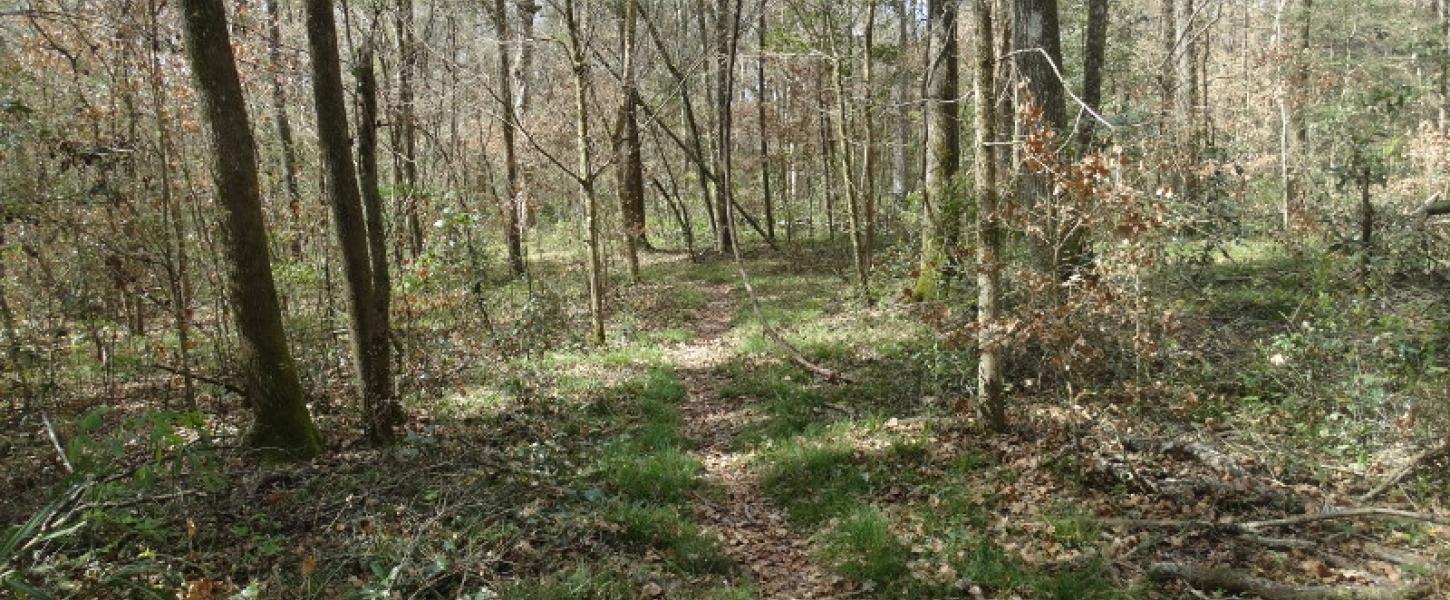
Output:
(816, 505), (909, 589)
(759, 436), (868, 526)
(606, 502), (731, 575)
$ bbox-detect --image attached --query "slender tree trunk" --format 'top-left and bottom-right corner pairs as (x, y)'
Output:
(830, 47), (869, 298)
(564, 0), (606, 345)
(489, 0), (527, 276)
(265, 0), (304, 260)
(756, 1), (775, 242)
(862, 2), (879, 271)
(179, 0), (320, 459)
(913, 0), (961, 300)
(971, 0), (1006, 430)
(149, 0), (194, 411)
(304, 0), (396, 445)
(1278, 0), (1312, 230)
(891, 0), (913, 207)
(356, 43), (395, 419)
(396, 0), (423, 258)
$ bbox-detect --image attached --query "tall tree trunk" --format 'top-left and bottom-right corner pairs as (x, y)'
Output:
(489, 0), (527, 276)
(861, 1), (879, 272)
(756, 0), (775, 242)
(1078, 0), (1109, 150)
(179, 0), (321, 460)
(890, 0), (913, 207)
(617, 0), (646, 281)
(1174, 0), (1202, 200)
(265, 0), (304, 260)
(356, 43), (395, 422)
(564, 0), (606, 345)
(304, 0), (396, 445)
(972, 0), (1005, 431)
(1277, 0), (1312, 230)
(829, 36), (869, 298)
(396, 0), (423, 258)
(912, 0), (961, 300)
(1013, 0), (1071, 281)
(149, 0), (193, 411)
(713, 0), (741, 251)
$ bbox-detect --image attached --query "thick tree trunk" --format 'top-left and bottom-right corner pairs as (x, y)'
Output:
(304, 0), (397, 445)
(1013, 0), (1073, 282)
(489, 0), (527, 277)
(913, 0), (961, 300)
(616, 0), (646, 281)
(178, 0), (321, 460)
(1078, 0), (1109, 150)
(972, 0), (1005, 431)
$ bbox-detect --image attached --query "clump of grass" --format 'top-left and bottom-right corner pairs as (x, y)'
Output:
(759, 437), (867, 526)
(1032, 559), (1138, 600)
(1044, 510), (1100, 549)
(816, 505), (909, 589)
(599, 444), (702, 505)
(607, 502), (730, 575)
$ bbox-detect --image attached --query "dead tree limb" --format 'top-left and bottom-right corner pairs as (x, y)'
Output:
(1148, 562), (1424, 600)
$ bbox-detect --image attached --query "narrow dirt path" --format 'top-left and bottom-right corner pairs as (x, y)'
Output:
(665, 283), (836, 599)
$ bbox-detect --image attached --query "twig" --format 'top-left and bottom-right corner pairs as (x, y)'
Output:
(42, 412), (73, 474)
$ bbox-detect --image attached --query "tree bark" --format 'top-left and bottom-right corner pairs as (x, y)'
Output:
(179, 0), (321, 460)
(890, 0), (913, 207)
(913, 0), (961, 300)
(304, 0), (397, 445)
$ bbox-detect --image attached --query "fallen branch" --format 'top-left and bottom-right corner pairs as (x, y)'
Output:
(151, 363), (245, 397)
(1148, 562), (1422, 600)
(1125, 436), (1246, 478)
(1360, 441), (1450, 502)
(1104, 507), (1450, 534)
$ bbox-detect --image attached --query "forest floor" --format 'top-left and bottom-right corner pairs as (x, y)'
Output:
(3, 241), (1450, 599)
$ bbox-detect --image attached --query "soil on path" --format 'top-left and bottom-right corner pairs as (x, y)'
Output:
(665, 283), (837, 599)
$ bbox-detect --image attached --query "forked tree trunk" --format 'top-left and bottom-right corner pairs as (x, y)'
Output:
(304, 0), (397, 445)
(178, 0), (321, 460)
